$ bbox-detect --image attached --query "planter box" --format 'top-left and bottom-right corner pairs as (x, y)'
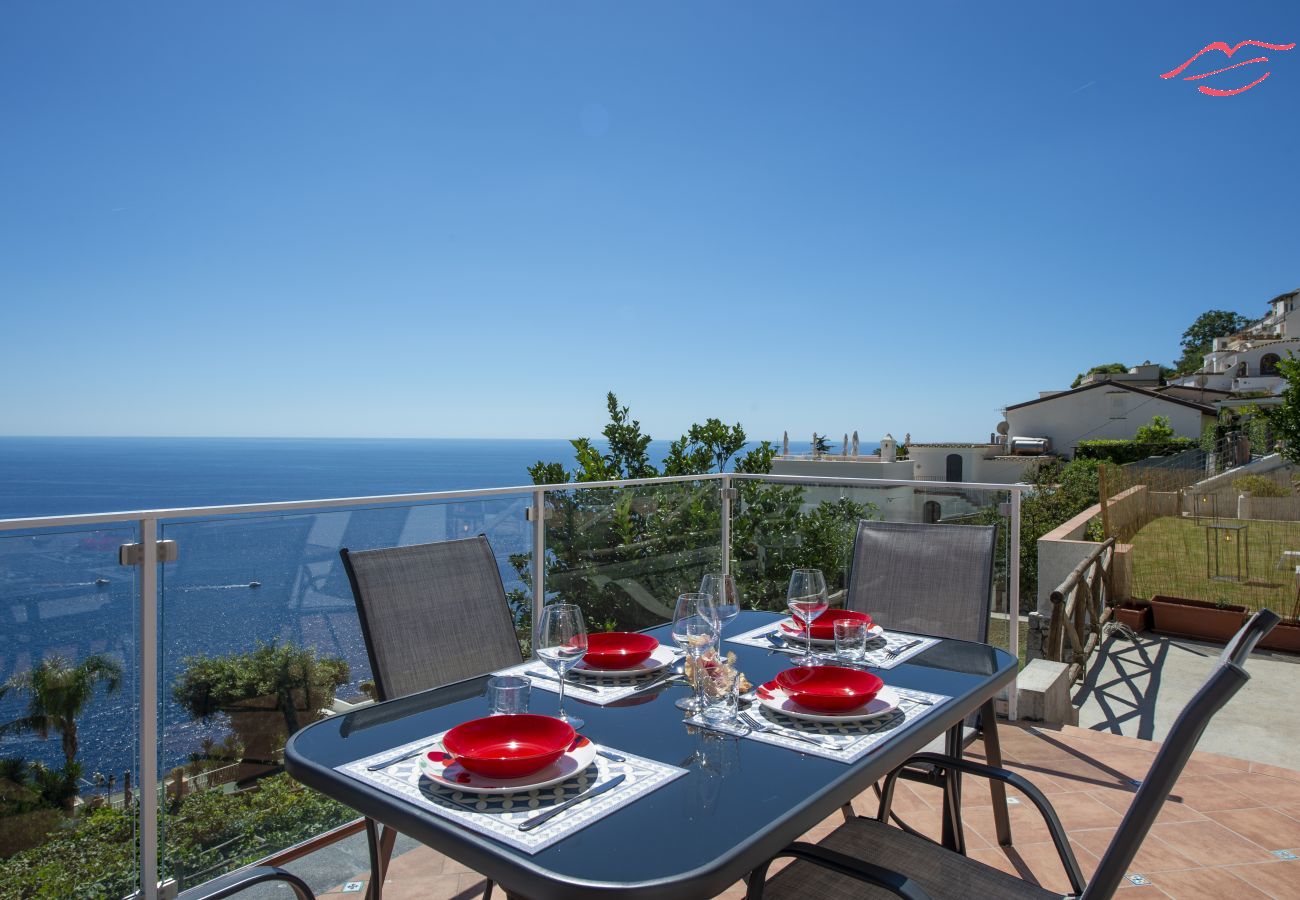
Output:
(1259, 619), (1300, 653)
(1112, 601), (1151, 632)
(1149, 595), (1247, 643)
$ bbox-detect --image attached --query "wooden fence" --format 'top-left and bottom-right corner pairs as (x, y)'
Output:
(1045, 537), (1116, 682)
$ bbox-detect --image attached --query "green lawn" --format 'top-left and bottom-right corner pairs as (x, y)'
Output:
(1129, 515), (1300, 614)
(987, 615), (1029, 669)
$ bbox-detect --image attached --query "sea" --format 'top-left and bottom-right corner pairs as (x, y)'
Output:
(0, 435), (852, 785)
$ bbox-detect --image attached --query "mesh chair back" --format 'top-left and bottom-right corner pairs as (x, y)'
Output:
(845, 521), (997, 643)
(340, 536), (522, 701)
(1084, 610), (1278, 899)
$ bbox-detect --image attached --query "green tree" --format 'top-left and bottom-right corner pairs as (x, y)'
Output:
(1012, 458), (1111, 603)
(1135, 415), (1176, 443)
(1270, 354), (1300, 465)
(507, 396), (876, 635)
(1175, 309), (1250, 373)
(0, 654), (122, 773)
(1070, 362), (1127, 389)
(811, 433), (832, 455)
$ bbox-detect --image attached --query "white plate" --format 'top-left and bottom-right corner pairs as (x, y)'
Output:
(417, 736), (599, 794)
(777, 621), (885, 647)
(571, 643), (676, 677)
(756, 684), (902, 723)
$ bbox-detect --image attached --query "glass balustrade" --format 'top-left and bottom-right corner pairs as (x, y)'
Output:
(0, 524), (140, 898)
(0, 474), (1022, 896)
(156, 494), (531, 893)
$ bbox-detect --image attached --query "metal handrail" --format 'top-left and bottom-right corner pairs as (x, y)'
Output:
(0, 469), (1022, 898)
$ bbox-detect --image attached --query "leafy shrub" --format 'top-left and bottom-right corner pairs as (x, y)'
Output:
(1075, 438), (1197, 465)
(1233, 474), (1290, 497)
(172, 641), (348, 735)
(0, 774), (355, 897)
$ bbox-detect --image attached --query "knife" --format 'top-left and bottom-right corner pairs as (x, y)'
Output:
(525, 670), (601, 693)
(518, 774), (626, 831)
(366, 739), (441, 771)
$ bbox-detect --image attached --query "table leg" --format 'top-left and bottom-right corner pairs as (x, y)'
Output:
(980, 699), (1013, 846)
(939, 723), (965, 854)
(364, 819), (397, 900)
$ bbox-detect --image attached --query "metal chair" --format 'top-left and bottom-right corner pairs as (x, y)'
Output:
(340, 535), (523, 900)
(843, 521), (1009, 842)
(746, 610), (1279, 900)
(178, 865), (315, 899)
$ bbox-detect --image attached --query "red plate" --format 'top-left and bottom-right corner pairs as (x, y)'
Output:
(441, 714), (576, 779)
(774, 666), (884, 712)
(583, 631), (659, 670)
(781, 609), (874, 641)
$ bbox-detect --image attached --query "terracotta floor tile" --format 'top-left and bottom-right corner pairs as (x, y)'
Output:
(1146, 866), (1272, 900)
(1043, 790), (1127, 832)
(1165, 774), (1264, 812)
(1207, 807), (1300, 852)
(379, 872), (464, 900)
(1213, 772), (1300, 808)
(1185, 750), (1252, 773)
(1150, 820), (1278, 866)
(1091, 787), (1207, 824)
(965, 840), (1098, 895)
(1223, 861), (1300, 899)
(1250, 761), (1300, 784)
(1071, 827), (1200, 874)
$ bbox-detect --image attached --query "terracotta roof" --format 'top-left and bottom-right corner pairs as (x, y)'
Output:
(1005, 381), (1215, 414)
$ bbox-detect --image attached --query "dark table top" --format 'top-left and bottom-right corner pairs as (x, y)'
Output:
(286, 611), (1017, 900)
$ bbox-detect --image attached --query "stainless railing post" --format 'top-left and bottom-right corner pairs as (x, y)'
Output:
(1008, 489), (1021, 722)
(139, 517), (160, 899)
(720, 475), (731, 576)
(531, 489), (546, 646)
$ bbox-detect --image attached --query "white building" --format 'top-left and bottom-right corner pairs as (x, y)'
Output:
(1169, 288), (1300, 396)
(1004, 382), (1215, 458)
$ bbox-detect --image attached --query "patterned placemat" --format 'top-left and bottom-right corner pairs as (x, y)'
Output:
(688, 686), (950, 763)
(726, 619), (939, 669)
(338, 734), (686, 854)
(494, 658), (684, 706)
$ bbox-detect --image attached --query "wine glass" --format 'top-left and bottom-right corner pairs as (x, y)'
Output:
(671, 592), (719, 712)
(535, 603), (588, 729)
(786, 569), (828, 665)
(699, 572), (740, 636)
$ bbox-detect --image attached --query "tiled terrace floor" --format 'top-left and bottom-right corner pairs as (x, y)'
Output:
(321, 722), (1300, 899)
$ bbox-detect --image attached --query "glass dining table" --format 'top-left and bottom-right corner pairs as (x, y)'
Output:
(285, 611), (1018, 900)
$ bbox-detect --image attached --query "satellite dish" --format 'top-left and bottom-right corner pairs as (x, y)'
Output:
(996, 421), (1009, 435)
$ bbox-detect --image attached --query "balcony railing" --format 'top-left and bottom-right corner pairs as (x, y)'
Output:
(0, 472), (1022, 899)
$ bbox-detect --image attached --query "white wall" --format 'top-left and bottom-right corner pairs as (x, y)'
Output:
(1007, 389), (1210, 458)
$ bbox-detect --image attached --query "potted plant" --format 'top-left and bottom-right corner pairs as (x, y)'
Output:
(1148, 595), (1248, 643)
(172, 641), (349, 769)
(1111, 600), (1151, 632)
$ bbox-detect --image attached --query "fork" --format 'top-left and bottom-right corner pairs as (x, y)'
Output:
(885, 639), (924, 659)
(740, 710), (840, 748)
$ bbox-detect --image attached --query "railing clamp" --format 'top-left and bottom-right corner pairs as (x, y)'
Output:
(118, 540), (178, 566)
(524, 506), (552, 522)
(720, 487), (739, 501)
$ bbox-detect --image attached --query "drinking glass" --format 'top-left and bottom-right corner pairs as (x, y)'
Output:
(535, 603), (588, 729)
(834, 620), (868, 663)
(671, 592), (719, 712)
(700, 664), (741, 725)
(786, 568), (828, 665)
(699, 572), (741, 636)
(486, 674), (531, 715)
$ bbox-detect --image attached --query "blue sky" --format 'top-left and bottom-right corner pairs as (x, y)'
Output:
(2, 2), (1297, 442)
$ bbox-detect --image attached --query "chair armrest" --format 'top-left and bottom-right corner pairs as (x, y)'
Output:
(746, 842), (933, 900)
(176, 864), (315, 900)
(880, 752), (1085, 896)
